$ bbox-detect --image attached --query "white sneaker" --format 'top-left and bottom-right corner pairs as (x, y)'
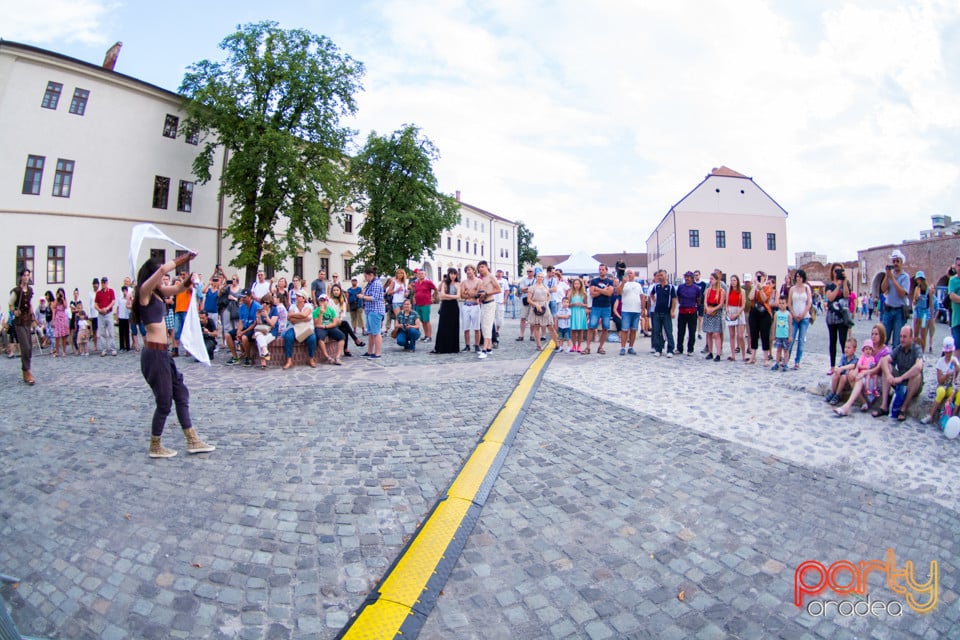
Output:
(111, 350), (118, 356)
(666, 352), (673, 358)
(654, 352), (662, 358)
(478, 351), (487, 359)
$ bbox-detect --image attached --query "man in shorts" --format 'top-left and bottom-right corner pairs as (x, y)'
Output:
(460, 265), (482, 352)
(412, 269), (437, 343)
(476, 260), (501, 358)
(357, 268), (385, 358)
(586, 264), (616, 353)
(617, 269), (643, 355)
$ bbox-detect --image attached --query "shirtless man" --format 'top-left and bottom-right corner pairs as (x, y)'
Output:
(460, 265), (483, 352)
(476, 260), (502, 359)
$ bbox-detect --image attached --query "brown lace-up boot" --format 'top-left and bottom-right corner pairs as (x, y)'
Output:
(148, 436), (177, 458)
(183, 428), (215, 454)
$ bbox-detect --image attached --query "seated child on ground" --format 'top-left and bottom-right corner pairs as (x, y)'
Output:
(826, 337), (858, 405)
(922, 336), (959, 425)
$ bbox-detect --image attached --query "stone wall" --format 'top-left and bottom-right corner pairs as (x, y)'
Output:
(859, 235), (960, 296)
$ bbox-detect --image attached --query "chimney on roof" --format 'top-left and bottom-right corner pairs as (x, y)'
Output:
(455, 190), (460, 201)
(102, 41), (123, 71)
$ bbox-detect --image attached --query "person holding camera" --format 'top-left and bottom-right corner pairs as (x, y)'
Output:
(881, 249), (911, 349)
(825, 262), (852, 374)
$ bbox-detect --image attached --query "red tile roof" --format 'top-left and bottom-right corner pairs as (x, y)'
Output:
(710, 166), (749, 178)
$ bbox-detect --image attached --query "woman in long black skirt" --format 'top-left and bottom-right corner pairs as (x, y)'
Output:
(131, 253), (215, 458)
(431, 268), (461, 354)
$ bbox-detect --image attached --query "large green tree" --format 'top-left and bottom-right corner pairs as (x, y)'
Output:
(516, 221), (538, 270)
(348, 125), (460, 275)
(179, 21), (364, 284)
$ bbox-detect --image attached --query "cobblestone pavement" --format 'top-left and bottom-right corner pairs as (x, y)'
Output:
(2, 316), (958, 639)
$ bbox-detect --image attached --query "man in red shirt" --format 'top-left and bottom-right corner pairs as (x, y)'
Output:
(95, 276), (118, 356)
(412, 269), (438, 343)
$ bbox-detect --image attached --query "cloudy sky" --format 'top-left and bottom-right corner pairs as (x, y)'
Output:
(4, 0), (959, 262)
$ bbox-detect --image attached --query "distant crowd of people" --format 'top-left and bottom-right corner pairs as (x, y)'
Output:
(8, 250), (960, 433)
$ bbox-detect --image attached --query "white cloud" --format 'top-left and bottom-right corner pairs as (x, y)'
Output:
(345, 0), (960, 263)
(0, 0), (116, 45)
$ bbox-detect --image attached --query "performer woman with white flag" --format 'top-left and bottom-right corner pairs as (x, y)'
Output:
(130, 252), (215, 458)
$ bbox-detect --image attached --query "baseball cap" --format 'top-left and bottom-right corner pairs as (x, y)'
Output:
(240, 288), (252, 297)
(294, 289), (308, 298)
(318, 294), (328, 300)
(945, 336), (956, 351)
(915, 271), (926, 280)
(890, 249), (906, 261)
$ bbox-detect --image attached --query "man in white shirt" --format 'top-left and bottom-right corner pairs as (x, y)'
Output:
(251, 269), (272, 302)
(618, 269), (644, 355)
(88, 278), (100, 352)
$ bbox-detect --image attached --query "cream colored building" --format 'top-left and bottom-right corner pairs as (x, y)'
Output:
(412, 196), (518, 281)
(646, 166), (789, 285)
(0, 40), (228, 293)
(0, 41), (516, 295)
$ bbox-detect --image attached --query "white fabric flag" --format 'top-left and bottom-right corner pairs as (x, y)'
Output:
(128, 224), (192, 279)
(179, 290), (210, 366)
(128, 224), (210, 366)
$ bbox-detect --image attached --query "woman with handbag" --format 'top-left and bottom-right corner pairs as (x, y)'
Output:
(528, 272), (560, 351)
(725, 275), (746, 361)
(825, 262), (851, 375)
(746, 270), (773, 365)
(281, 290), (317, 369)
(431, 268), (461, 354)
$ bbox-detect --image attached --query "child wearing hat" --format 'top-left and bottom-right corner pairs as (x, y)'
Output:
(854, 339), (880, 410)
(921, 336), (960, 425)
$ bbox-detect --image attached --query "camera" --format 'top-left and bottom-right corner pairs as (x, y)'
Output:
(835, 269), (845, 280)
(885, 264), (893, 271)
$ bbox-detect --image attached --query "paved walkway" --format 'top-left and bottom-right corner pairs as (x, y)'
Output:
(1, 317), (958, 639)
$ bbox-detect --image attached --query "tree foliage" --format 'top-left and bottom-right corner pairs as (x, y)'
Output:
(348, 125), (460, 275)
(179, 21), (364, 284)
(516, 221), (538, 270)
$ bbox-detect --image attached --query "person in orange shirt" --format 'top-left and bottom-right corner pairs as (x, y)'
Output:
(172, 284), (194, 357)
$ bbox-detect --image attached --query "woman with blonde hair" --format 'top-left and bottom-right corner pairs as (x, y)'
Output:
(725, 275), (746, 361)
(702, 272), (725, 361)
(385, 268), (408, 333)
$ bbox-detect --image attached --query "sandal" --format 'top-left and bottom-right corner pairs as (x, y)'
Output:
(833, 408), (848, 417)
(355, 340), (366, 347)
(597, 348), (606, 354)
(726, 356), (735, 361)
(896, 411), (907, 422)
(860, 403), (869, 412)
(871, 408), (887, 418)
(582, 348), (591, 355)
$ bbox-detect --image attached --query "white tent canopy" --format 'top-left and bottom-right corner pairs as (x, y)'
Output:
(552, 251), (602, 276)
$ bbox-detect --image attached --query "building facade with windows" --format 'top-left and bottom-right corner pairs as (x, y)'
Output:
(645, 166), (788, 284)
(1, 41), (518, 295)
(412, 196), (518, 282)
(0, 40), (228, 292)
